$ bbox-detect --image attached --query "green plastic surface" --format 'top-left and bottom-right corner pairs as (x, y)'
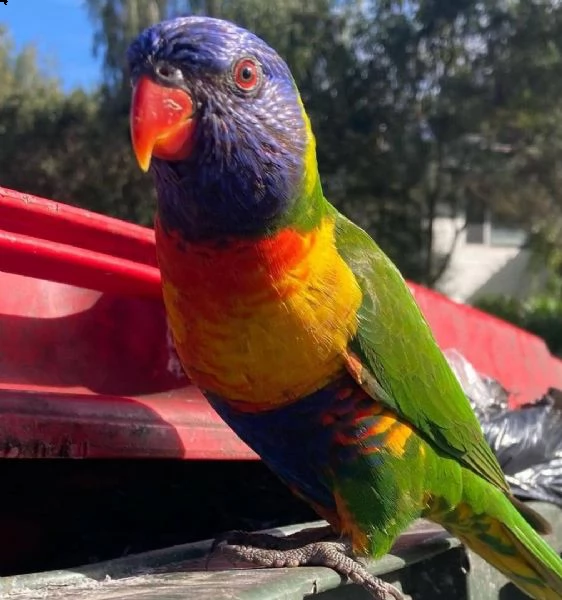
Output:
(2, 503), (561, 599)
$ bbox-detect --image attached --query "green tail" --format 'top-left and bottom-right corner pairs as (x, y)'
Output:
(440, 480), (562, 599)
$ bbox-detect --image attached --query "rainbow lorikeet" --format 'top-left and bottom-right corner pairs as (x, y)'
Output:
(127, 16), (562, 599)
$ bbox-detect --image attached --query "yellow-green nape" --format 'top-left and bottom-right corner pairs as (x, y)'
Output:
(297, 96), (321, 200)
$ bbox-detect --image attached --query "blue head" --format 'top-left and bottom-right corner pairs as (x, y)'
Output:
(128, 16), (313, 240)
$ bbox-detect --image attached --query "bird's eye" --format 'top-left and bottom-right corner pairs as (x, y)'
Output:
(232, 58), (261, 92)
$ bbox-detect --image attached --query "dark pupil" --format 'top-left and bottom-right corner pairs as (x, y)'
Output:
(241, 66), (253, 81)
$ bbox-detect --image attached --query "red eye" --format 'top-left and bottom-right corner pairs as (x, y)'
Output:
(233, 58), (261, 92)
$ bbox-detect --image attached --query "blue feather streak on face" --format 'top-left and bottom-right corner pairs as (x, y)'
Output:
(128, 17), (308, 239)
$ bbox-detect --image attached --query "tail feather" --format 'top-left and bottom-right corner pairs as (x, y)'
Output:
(511, 495), (553, 535)
(452, 502), (562, 600)
(509, 527), (562, 597)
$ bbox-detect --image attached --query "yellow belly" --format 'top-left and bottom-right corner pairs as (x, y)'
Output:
(159, 216), (363, 408)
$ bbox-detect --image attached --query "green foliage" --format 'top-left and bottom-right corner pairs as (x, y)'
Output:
(0, 25), (59, 99)
(474, 293), (562, 357)
(0, 26), (155, 224)
(3, 1), (562, 285)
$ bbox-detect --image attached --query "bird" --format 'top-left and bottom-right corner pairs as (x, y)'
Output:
(127, 15), (562, 599)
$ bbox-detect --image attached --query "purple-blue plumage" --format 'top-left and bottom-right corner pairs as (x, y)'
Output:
(206, 384), (337, 512)
(127, 17), (309, 239)
(205, 376), (387, 521)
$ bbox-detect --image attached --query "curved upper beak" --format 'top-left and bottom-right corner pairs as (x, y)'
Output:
(130, 76), (196, 172)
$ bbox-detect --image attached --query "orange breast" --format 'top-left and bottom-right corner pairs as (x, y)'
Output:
(156, 215), (362, 409)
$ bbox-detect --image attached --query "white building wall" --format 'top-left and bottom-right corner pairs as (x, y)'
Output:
(432, 216), (546, 303)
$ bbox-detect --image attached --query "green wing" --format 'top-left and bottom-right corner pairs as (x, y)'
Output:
(333, 207), (509, 493)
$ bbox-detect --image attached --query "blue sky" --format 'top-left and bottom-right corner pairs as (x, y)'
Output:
(0, 0), (102, 90)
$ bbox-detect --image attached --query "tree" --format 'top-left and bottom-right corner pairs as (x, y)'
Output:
(0, 26), (154, 224)
(87, 0), (169, 92)
(6, 0), (562, 287)
(337, 0), (562, 284)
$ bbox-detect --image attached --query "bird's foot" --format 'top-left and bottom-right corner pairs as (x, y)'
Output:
(210, 530), (405, 600)
(210, 524), (335, 553)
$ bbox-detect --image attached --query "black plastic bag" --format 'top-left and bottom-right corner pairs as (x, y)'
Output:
(445, 349), (562, 507)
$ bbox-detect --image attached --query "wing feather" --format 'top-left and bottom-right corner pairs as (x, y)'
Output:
(333, 209), (509, 493)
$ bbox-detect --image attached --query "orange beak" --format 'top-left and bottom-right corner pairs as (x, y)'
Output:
(130, 76), (196, 172)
